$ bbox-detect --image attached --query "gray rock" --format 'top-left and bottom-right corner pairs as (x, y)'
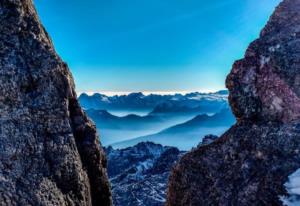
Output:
(0, 0), (111, 205)
(198, 134), (219, 147)
(166, 0), (300, 205)
(105, 142), (183, 206)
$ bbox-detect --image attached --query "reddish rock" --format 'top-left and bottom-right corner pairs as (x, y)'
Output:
(166, 0), (300, 205)
(227, 0), (300, 122)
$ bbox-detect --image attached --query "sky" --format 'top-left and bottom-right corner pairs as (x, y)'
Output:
(34, 0), (281, 95)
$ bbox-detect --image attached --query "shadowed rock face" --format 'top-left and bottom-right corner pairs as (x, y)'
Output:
(167, 0), (300, 205)
(227, 0), (300, 123)
(0, 0), (111, 205)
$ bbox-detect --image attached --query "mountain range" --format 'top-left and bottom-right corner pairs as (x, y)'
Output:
(79, 90), (229, 115)
(111, 108), (235, 150)
(81, 90), (232, 148)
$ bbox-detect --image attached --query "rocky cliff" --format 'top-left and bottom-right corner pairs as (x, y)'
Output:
(167, 0), (300, 205)
(0, 0), (111, 205)
(105, 142), (183, 206)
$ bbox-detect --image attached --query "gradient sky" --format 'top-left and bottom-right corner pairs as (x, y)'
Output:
(34, 0), (281, 95)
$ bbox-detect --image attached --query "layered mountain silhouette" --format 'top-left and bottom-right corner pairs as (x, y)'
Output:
(83, 91), (231, 147)
(112, 108), (235, 150)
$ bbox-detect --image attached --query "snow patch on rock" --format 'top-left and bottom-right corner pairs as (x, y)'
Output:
(280, 169), (300, 206)
(260, 56), (271, 69)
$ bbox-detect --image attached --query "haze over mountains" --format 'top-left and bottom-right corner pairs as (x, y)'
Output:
(79, 90), (234, 149)
(113, 108), (235, 150)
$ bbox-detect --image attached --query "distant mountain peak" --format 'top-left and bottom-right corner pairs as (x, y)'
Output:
(214, 90), (229, 95)
(127, 92), (145, 97)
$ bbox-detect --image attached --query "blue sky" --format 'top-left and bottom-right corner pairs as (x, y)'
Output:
(34, 0), (281, 95)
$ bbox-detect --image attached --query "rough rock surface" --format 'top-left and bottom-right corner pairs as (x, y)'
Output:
(105, 142), (183, 206)
(227, 0), (300, 122)
(167, 0), (300, 205)
(0, 0), (111, 205)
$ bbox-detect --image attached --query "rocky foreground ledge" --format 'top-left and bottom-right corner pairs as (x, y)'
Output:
(167, 0), (300, 205)
(0, 0), (111, 205)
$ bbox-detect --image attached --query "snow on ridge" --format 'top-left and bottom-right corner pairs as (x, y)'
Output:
(101, 96), (110, 102)
(280, 169), (300, 206)
(187, 94), (228, 101)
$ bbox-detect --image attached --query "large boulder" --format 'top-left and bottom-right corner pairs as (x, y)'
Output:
(166, 0), (300, 205)
(0, 0), (111, 205)
(227, 0), (300, 122)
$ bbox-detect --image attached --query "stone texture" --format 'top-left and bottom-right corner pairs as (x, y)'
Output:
(227, 0), (300, 122)
(0, 0), (111, 205)
(106, 142), (183, 206)
(166, 0), (300, 205)
(197, 134), (218, 146)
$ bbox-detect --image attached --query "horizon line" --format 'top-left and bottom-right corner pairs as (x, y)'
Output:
(76, 89), (227, 97)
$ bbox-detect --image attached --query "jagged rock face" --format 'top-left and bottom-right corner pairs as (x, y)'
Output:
(227, 0), (300, 122)
(167, 0), (300, 205)
(105, 142), (183, 206)
(0, 0), (111, 205)
(167, 122), (300, 205)
(197, 134), (218, 147)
